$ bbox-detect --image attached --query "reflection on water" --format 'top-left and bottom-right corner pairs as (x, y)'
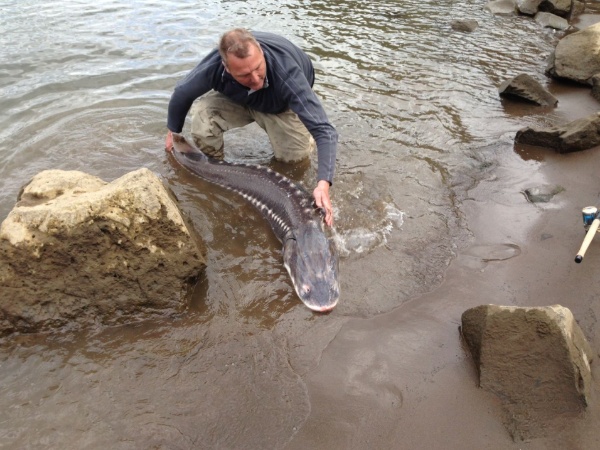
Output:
(0, 0), (561, 218)
(0, 0), (585, 447)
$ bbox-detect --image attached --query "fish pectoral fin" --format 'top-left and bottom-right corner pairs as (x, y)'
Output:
(173, 134), (204, 155)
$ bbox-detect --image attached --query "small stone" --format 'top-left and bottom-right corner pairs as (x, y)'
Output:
(450, 19), (479, 32)
(523, 184), (564, 203)
(498, 73), (558, 106)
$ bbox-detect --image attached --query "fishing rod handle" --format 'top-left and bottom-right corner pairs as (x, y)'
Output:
(575, 218), (600, 263)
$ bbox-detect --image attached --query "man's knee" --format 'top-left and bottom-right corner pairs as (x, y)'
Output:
(190, 99), (224, 136)
(255, 109), (314, 163)
(274, 134), (314, 163)
(190, 91), (255, 158)
(192, 135), (224, 159)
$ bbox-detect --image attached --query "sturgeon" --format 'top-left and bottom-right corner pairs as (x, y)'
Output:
(170, 135), (339, 312)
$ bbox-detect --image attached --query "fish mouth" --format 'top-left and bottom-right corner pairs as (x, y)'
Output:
(303, 298), (339, 313)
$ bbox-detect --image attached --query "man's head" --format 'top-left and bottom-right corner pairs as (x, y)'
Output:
(219, 28), (267, 91)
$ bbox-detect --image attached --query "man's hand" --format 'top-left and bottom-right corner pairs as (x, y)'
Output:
(313, 180), (334, 227)
(165, 130), (174, 152)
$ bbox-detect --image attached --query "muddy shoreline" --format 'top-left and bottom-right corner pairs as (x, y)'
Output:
(284, 91), (600, 448)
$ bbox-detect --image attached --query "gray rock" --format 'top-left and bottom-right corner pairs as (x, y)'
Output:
(485, 0), (517, 15)
(0, 168), (205, 335)
(461, 304), (593, 441)
(450, 19), (479, 32)
(571, 0), (586, 18)
(517, 0), (543, 15)
(515, 112), (600, 152)
(534, 11), (570, 29)
(498, 73), (558, 106)
(539, 0), (573, 18)
(547, 22), (600, 84)
(523, 184), (564, 203)
(591, 73), (600, 101)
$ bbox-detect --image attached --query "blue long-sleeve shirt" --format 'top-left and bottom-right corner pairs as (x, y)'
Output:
(167, 32), (338, 183)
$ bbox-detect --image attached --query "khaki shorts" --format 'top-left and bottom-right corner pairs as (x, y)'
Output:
(190, 90), (315, 162)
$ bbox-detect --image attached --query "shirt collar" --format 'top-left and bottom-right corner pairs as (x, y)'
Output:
(248, 76), (269, 95)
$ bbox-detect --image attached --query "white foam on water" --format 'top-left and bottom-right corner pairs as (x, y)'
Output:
(333, 203), (404, 257)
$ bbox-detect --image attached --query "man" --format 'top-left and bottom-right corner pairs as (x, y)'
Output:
(165, 28), (337, 226)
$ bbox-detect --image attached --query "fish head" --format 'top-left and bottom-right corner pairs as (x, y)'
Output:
(283, 222), (340, 312)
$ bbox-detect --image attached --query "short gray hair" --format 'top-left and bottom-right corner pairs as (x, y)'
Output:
(218, 28), (260, 65)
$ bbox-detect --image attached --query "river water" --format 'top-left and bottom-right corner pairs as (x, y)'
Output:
(1, 0), (599, 448)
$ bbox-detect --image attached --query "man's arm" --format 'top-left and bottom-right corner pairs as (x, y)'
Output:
(166, 54), (222, 133)
(279, 67), (338, 226)
(282, 76), (338, 184)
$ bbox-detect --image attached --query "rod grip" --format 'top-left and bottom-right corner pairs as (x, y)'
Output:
(575, 218), (600, 263)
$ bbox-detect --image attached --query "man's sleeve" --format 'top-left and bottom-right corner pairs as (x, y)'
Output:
(280, 67), (338, 184)
(166, 58), (220, 133)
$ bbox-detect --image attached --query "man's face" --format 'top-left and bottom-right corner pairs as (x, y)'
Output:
(224, 43), (267, 91)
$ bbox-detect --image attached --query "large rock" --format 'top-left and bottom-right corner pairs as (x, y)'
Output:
(547, 22), (600, 84)
(461, 304), (593, 441)
(517, 0), (543, 15)
(498, 73), (558, 106)
(514, 112), (600, 152)
(0, 168), (205, 335)
(517, 0), (574, 17)
(534, 11), (569, 29)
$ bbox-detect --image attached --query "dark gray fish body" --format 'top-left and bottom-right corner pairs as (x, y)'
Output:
(170, 136), (339, 312)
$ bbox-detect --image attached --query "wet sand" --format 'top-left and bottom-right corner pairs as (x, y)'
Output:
(285, 90), (600, 448)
